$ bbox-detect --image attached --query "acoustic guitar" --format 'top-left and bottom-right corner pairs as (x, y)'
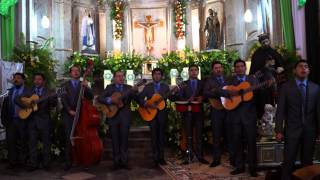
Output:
(209, 71), (286, 110)
(95, 79), (146, 118)
(220, 79), (275, 110)
(138, 82), (185, 121)
(18, 87), (65, 119)
(209, 98), (224, 110)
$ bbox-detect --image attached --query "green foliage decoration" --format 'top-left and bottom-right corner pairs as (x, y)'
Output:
(10, 34), (57, 88)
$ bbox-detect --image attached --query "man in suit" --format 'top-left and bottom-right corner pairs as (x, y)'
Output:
(1, 72), (31, 169)
(138, 68), (171, 167)
(227, 59), (259, 177)
(26, 73), (57, 171)
(98, 71), (138, 170)
(275, 60), (320, 180)
(175, 64), (209, 164)
(61, 65), (93, 171)
(203, 61), (233, 167)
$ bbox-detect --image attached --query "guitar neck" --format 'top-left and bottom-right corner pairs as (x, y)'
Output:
(246, 80), (272, 92)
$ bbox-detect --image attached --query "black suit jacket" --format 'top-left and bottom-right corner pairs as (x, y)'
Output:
(177, 79), (204, 100)
(61, 80), (93, 115)
(227, 75), (259, 122)
(275, 80), (320, 137)
(203, 75), (228, 100)
(1, 86), (31, 127)
(138, 82), (170, 120)
(28, 87), (57, 128)
(98, 83), (137, 125)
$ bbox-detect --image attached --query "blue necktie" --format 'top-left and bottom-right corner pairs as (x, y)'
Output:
(117, 84), (123, 92)
(299, 83), (306, 103)
(191, 80), (197, 93)
(36, 88), (42, 96)
(154, 83), (160, 93)
(72, 81), (78, 89)
(217, 77), (224, 86)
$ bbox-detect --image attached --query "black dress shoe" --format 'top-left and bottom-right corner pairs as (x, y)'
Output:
(63, 164), (72, 171)
(250, 171), (258, 177)
(159, 159), (167, 165)
(209, 161), (221, 167)
(152, 161), (159, 168)
(121, 164), (131, 170)
(198, 158), (209, 164)
(26, 165), (37, 172)
(111, 164), (120, 171)
(230, 168), (245, 175)
(6, 163), (17, 170)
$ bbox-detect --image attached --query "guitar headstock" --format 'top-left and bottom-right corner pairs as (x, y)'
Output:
(136, 79), (147, 87)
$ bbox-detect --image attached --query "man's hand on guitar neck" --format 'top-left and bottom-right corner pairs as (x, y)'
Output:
(144, 103), (157, 109)
(81, 80), (89, 87)
(68, 110), (76, 116)
(226, 90), (239, 97)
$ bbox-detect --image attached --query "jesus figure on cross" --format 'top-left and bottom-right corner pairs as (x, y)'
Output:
(135, 15), (163, 55)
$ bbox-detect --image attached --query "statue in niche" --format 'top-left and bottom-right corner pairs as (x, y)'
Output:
(81, 10), (96, 53)
(204, 9), (220, 49)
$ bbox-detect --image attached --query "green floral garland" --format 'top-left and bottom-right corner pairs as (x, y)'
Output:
(109, 0), (125, 40)
(0, 0), (17, 16)
(11, 34), (57, 88)
(173, 0), (187, 39)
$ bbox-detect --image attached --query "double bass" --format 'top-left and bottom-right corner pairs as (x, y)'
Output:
(70, 60), (103, 166)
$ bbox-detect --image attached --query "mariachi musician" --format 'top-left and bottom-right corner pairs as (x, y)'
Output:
(1, 73), (31, 169)
(174, 64), (209, 164)
(26, 73), (57, 171)
(203, 61), (234, 168)
(226, 59), (259, 177)
(61, 65), (93, 171)
(138, 68), (171, 167)
(98, 71), (139, 170)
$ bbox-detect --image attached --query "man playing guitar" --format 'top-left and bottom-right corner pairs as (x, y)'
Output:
(138, 68), (171, 167)
(26, 73), (57, 171)
(203, 61), (233, 168)
(98, 71), (138, 170)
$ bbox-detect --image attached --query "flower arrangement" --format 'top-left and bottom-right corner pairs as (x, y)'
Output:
(11, 34), (57, 88)
(103, 52), (147, 75)
(173, 0), (187, 39)
(109, 0), (125, 40)
(157, 48), (240, 82)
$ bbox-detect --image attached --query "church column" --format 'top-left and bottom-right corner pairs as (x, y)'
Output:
(52, 0), (73, 77)
(0, 18), (1, 58)
(98, 7), (106, 57)
(121, 4), (129, 52)
(225, 0), (246, 58)
(185, 1), (193, 50)
(105, 4), (113, 53)
(170, 2), (177, 51)
(271, 0), (282, 46)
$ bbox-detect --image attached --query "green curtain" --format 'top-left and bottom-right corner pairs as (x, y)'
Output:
(0, 6), (15, 59)
(280, 0), (296, 52)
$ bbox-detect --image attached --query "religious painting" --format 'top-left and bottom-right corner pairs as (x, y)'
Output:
(201, 0), (225, 50)
(130, 8), (168, 58)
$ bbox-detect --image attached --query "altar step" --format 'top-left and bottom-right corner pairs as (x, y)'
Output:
(103, 126), (153, 161)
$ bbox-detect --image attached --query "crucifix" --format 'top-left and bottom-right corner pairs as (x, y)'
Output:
(134, 15), (164, 55)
